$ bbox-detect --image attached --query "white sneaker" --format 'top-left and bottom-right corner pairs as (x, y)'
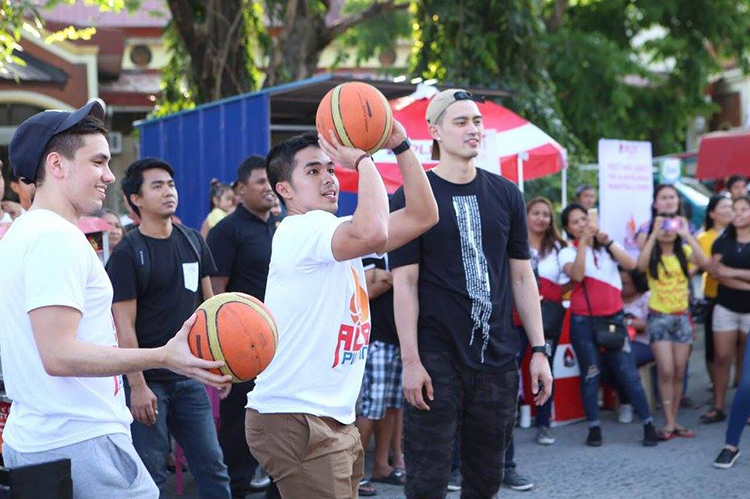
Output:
(250, 467), (272, 489)
(536, 427), (555, 445)
(617, 404), (634, 424)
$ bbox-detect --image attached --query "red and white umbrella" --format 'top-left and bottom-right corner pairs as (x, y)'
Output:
(337, 96), (567, 195)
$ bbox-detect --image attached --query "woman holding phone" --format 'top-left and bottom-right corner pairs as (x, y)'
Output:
(559, 203), (659, 447)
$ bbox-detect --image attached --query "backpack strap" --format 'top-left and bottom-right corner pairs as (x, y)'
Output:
(108, 228), (151, 297)
(173, 223), (205, 303)
(173, 224), (202, 267)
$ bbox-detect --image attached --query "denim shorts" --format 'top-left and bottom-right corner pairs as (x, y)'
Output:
(648, 312), (693, 344)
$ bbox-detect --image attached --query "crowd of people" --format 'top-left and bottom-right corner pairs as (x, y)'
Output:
(1, 92), (749, 499)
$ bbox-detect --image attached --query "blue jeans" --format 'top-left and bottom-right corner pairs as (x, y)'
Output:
(125, 378), (231, 498)
(569, 314), (652, 425)
(726, 335), (750, 447)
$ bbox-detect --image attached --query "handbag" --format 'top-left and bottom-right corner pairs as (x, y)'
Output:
(541, 300), (566, 340)
(581, 280), (627, 350)
(538, 245), (566, 340)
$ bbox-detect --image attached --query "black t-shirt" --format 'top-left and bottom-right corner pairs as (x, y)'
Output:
(389, 169), (530, 372)
(107, 226), (217, 381)
(363, 255), (398, 345)
(206, 204), (275, 301)
(713, 233), (750, 313)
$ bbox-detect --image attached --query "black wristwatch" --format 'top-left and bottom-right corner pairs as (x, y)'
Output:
(531, 344), (552, 357)
(391, 138), (411, 155)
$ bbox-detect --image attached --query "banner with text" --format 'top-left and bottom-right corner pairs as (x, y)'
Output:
(598, 139), (653, 256)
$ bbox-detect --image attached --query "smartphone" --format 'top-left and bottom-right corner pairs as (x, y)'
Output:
(587, 208), (598, 228)
(662, 217), (681, 232)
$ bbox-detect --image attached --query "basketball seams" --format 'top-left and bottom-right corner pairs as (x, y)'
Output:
(205, 296), (236, 381)
(371, 90), (393, 153)
(331, 85), (355, 148)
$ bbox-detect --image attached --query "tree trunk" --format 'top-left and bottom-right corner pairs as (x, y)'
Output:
(263, 0), (408, 88)
(264, 0), (328, 88)
(167, 0), (254, 102)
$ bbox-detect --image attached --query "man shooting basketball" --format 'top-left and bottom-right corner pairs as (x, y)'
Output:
(245, 120), (438, 498)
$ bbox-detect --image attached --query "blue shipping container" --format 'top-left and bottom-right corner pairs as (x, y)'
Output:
(136, 93), (271, 229)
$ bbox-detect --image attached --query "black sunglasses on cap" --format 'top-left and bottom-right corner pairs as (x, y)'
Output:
(454, 91), (485, 103)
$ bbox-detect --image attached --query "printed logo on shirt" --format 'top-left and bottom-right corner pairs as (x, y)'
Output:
(453, 195), (492, 363)
(332, 267), (371, 368)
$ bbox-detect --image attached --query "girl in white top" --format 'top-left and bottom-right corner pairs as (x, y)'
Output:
(526, 197), (569, 445)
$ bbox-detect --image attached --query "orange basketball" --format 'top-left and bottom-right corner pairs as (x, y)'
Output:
(316, 82), (393, 155)
(188, 292), (278, 383)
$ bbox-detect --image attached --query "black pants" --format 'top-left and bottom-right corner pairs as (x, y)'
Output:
(404, 352), (518, 499)
(219, 380), (260, 496)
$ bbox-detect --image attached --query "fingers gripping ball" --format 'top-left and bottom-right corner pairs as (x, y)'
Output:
(316, 82), (393, 154)
(188, 293), (278, 383)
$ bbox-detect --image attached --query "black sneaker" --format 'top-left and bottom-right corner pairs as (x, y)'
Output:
(446, 469), (461, 492)
(714, 448), (741, 469)
(643, 422), (659, 447)
(502, 469), (534, 491)
(586, 426), (602, 447)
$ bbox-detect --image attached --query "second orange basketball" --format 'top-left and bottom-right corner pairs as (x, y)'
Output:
(316, 82), (393, 155)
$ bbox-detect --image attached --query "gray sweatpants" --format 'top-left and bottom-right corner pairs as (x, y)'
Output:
(3, 433), (158, 498)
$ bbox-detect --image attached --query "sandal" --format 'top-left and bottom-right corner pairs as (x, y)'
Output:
(358, 480), (377, 497)
(658, 429), (676, 441)
(370, 469), (406, 486)
(674, 427), (696, 438)
(700, 408), (727, 424)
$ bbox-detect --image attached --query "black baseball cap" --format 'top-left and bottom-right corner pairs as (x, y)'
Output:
(9, 100), (105, 184)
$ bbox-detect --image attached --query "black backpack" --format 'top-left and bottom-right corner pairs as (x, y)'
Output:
(109, 224), (203, 298)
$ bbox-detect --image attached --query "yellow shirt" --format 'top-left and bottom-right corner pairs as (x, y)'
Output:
(206, 207), (227, 230)
(647, 245), (693, 314)
(697, 229), (720, 299)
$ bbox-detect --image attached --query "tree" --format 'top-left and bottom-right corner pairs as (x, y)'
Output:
(542, 0), (750, 155)
(410, 0), (585, 159)
(0, 0), (121, 74)
(411, 0), (750, 162)
(164, 0), (265, 103)
(262, 0), (409, 87)
(3, 0), (407, 110)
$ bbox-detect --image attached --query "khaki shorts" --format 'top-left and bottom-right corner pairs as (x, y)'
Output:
(245, 409), (364, 498)
(713, 303), (750, 334)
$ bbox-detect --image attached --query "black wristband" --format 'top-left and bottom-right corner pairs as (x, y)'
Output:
(391, 138), (411, 155)
(605, 240), (614, 249)
(354, 154), (371, 171)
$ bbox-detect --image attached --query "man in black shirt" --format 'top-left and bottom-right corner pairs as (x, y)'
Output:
(108, 158), (231, 498)
(356, 254), (406, 495)
(207, 155), (277, 498)
(390, 89), (553, 498)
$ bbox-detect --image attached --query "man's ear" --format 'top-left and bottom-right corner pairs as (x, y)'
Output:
(275, 181), (294, 202)
(44, 151), (65, 180)
(129, 192), (142, 211)
(428, 123), (441, 141)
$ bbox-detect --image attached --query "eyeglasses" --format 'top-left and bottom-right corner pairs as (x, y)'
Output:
(454, 91), (485, 103)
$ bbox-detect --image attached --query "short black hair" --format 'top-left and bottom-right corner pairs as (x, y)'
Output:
(121, 157), (175, 217)
(727, 175), (748, 191)
(236, 155), (267, 184)
(266, 132), (319, 196)
(576, 184), (594, 197)
(36, 115), (108, 187)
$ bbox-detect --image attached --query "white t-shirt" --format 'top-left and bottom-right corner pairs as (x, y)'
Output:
(531, 243), (570, 302)
(0, 210), (132, 452)
(559, 243), (623, 316)
(246, 210), (370, 424)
